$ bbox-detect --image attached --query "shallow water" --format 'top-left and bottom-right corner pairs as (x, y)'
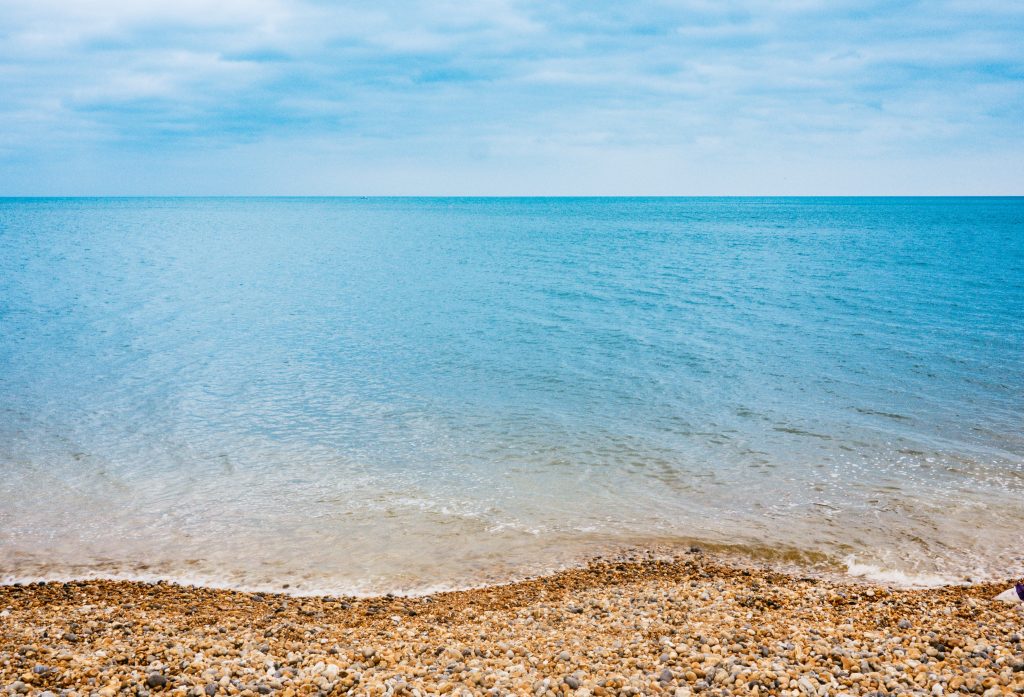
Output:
(1, 197), (1021, 593)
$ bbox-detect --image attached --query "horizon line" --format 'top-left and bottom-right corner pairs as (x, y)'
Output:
(2, 194), (1022, 200)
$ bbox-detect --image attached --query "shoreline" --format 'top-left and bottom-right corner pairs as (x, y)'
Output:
(2, 553), (1022, 696)
(0, 542), (980, 600)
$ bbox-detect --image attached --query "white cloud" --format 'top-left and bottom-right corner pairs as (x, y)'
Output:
(0, 0), (1021, 193)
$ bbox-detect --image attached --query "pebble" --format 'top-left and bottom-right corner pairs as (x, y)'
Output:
(0, 554), (1021, 697)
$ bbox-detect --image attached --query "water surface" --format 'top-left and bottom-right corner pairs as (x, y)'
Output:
(1, 197), (1021, 592)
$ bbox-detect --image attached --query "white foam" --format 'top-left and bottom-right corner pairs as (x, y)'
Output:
(843, 556), (960, 588)
(0, 570), (471, 599)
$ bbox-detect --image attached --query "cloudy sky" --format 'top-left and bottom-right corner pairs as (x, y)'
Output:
(1, 0), (1022, 194)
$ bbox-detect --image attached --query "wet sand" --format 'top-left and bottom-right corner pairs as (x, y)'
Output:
(2, 552), (1022, 696)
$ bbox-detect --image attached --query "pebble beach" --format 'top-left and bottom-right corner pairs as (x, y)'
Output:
(3, 553), (1023, 697)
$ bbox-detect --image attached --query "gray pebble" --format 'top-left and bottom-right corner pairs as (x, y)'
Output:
(898, 619), (912, 629)
(204, 684), (217, 696)
(798, 677), (817, 696)
(146, 673), (168, 689)
(659, 668), (674, 683)
(564, 676), (581, 689)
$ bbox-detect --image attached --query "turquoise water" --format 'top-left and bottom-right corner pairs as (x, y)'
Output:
(1, 197), (1021, 593)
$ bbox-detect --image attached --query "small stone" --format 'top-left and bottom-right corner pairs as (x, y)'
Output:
(0, 555), (1020, 697)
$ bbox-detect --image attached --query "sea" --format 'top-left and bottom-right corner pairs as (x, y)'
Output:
(1, 197), (1021, 594)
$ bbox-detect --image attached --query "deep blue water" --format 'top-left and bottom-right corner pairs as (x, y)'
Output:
(1, 197), (1022, 592)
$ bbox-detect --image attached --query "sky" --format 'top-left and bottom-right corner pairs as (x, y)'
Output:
(0, 0), (1022, 195)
